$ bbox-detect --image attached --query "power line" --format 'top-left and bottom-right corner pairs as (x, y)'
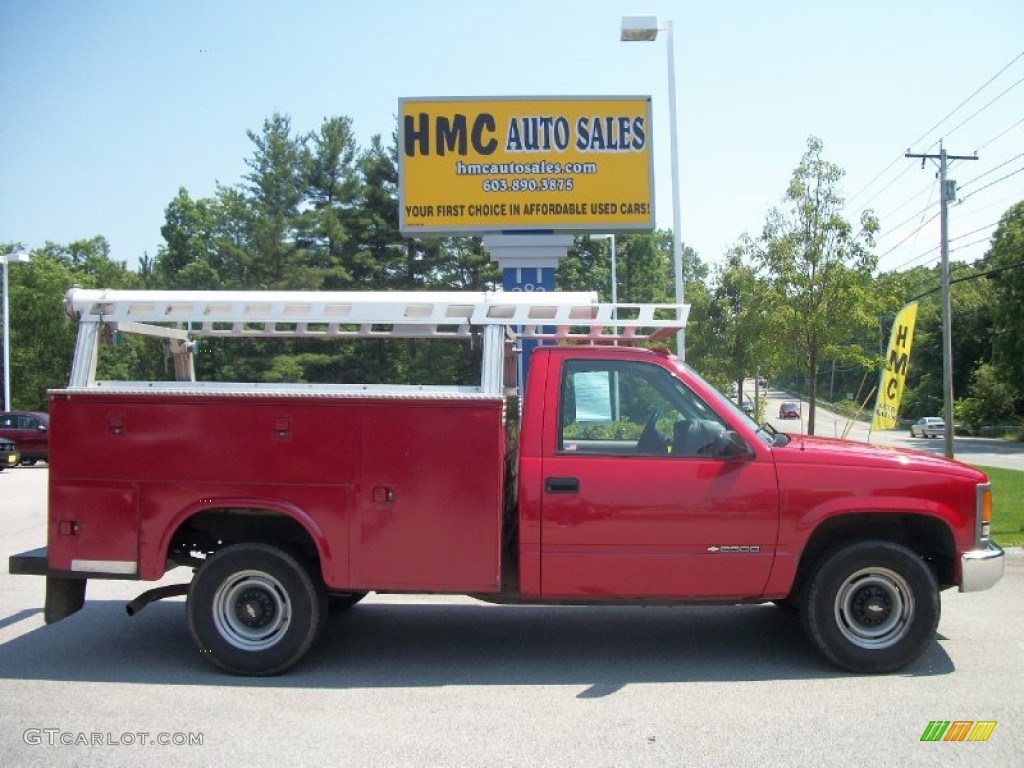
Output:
(918, 51), (1024, 152)
(887, 243), (939, 274)
(937, 74), (1024, 145)
(949, 221), (999, 243)
(958, 153), (1024, 189)
(876, 178), (937, 221)
(878, 210), (941, 260)
(949, 234), (994, 253)
(958, 166), (1024, 203)
(846, 159), (916, 213)
(909, 258), (1024, 301)
(844, 50), (1024, 210)
(878, 192), (1004, 272)
(975, 116), (1024, 153)
(876, 197), (939, 241)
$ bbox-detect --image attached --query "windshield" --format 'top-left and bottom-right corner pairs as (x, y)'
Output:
(671, 361), (781, 447)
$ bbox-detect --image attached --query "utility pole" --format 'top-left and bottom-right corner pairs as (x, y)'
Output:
(905, 143), (977, 459)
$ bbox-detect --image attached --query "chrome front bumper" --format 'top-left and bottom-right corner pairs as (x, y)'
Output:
(960, 542), (1005, 592)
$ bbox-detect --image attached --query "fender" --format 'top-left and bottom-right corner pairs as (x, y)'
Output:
(145, 497), (331, 581)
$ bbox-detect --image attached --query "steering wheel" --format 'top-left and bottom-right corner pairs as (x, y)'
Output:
(636, 409), (664, 454)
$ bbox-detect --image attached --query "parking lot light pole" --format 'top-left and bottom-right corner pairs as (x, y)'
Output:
(2, 251), (31, 411)
(621, 14), (684, 359)
(591, 234), (618, 344)
(590, 234), (617, 303)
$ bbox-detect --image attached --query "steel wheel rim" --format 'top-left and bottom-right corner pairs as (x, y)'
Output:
(834, 566), (914, 649)
(212, 569), (292, 651)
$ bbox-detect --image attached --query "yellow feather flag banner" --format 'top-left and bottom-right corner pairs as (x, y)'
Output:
(872, 302), (919, 430)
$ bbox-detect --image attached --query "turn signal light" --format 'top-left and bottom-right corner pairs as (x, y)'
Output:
(980, 486), (992, 540)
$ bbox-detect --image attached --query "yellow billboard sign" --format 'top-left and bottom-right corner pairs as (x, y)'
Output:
(398, 96), (655, 235)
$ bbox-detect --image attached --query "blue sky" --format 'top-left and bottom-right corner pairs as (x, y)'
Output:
(1, 0), (1022, 280)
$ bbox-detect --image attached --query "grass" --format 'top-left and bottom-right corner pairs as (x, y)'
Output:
(974, 465), (1024, 547)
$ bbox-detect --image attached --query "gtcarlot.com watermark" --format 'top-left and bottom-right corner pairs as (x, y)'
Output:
(24, 729), (203, 747)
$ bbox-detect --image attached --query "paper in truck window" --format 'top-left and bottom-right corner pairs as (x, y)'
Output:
(573, 371), (612, 423)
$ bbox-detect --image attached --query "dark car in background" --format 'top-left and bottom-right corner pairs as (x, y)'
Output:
(0, 437), (20, 470)
(0, 411), (49, 465)
(778, 401), (800, 419)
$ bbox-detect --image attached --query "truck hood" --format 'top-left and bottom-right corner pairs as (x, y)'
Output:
(771, 433), (987, 481)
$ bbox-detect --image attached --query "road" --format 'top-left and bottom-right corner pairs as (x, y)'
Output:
(749, 384), (1024, 472)
(0, 466), (1021, 767)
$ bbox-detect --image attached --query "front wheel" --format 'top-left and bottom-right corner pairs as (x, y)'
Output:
(187, 543), (327, 676)
(801, 540), (939, 673)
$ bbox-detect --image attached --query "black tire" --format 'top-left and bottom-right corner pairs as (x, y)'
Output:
(801, 540), (939, 673)
(187, 543), (327, 676)
(328, 591), (368, 614)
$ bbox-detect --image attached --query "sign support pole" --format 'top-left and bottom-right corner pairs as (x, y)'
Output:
(482, 233), (575, 391)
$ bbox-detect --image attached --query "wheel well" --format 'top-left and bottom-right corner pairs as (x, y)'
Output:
(793, 513), (957, 596)
(168, 508), (321, 573)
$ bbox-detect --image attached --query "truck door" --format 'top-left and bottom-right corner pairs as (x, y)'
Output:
(540, 358), (779, 599)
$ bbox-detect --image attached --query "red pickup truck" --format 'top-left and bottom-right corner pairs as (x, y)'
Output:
(9, 289), (1004, 676)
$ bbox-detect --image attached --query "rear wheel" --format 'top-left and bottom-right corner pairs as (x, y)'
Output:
(801, 540), (939, 673)
(187, 543), (326, 676)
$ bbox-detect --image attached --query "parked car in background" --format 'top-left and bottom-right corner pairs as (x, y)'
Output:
(741, 399), (756, 417)
(0, 411), (50, 464)
(778, 401), (800, 419)
(0, 437), (20, 471)
(910, 417), (945, 439)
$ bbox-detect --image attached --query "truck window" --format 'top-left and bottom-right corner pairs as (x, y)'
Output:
(558, 359), (726, 457)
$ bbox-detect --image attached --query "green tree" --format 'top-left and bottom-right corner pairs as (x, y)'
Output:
(956, 363), (1019, 432)
(618, 233), (672, 303)
(559, 236), (613, 297)
(302, 116), (362, 289)
(3, 248), (76, 410)
(154, 188), (224, 289)
(4, 239), (144, 410)
(429, 237), (499, 290)
(701, 240), (772, 399)
(756, 137), (880, 434)
(241, 112), (310, 288)
(984, 200), (1024, 399)
(349, 133), (402, 288)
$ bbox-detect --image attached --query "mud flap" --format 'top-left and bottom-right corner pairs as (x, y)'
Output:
(45, 577), (87, 624)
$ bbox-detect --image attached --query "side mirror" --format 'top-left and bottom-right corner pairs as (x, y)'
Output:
(712, 430), (753, 460)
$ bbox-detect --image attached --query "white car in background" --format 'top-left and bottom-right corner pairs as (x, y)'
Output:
(910, 417), (945, 438)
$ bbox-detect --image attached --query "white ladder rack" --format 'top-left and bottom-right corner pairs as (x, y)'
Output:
(64, 288), (689, 393)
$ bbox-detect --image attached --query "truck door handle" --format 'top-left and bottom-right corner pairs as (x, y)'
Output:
(545, 476), (579, 494)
